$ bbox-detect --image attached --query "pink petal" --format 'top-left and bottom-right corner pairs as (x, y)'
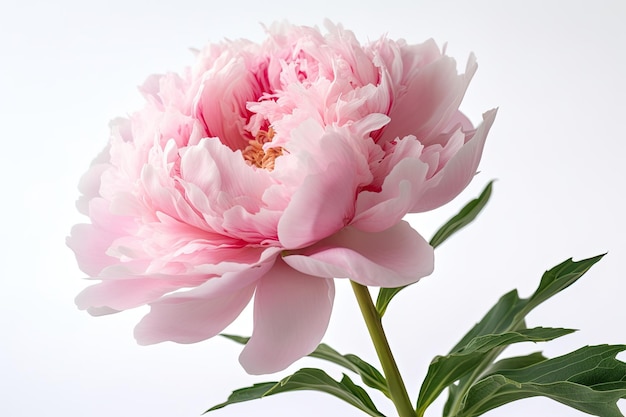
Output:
(67, 223), (118, 277)
(446, 110), (474, 132)
(75, 275), (207, 314)
(283, 221), (433, 288)
(381, 55), (477, 145)
(239, 259), (335, 374)
(134, 249), (279, 345)
(67, 198), (135, 276)
(134, 281), (256, 345)
(351, 153), (430, 232)
(411, 109), (497, 212)
(192, 55), (263, 152)
(277, 163), (355, 249)
(277, 128), (371, 249)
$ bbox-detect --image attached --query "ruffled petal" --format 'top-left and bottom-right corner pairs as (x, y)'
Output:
(283, 221), (433, 287)
(381, 54), (477, 145)
(239, 259), (335, 374)
(411, 109), (497, 212)
(192, 51), (263, 151)
(351, 148), (430, 232)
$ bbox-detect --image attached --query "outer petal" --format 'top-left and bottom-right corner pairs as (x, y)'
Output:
(134, 248), (279, 345)
(381, 55), (477, 145)
(67, 198), (136, 276)
(239, 259), (335, 374)
(76, 275), (207, 315)
(411, 109), (497, 212)
(283, 221), (433, 287)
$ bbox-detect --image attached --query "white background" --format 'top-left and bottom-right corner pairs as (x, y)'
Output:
(1, 1), (625, 416)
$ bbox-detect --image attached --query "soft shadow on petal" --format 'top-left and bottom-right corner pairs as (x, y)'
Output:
(239, 259), (335, 374)
(134, 249), (279, 345)
(283, 221), (434, 288)
(134, 280), (256, 345)
(352, 156), (429, 232)
(411, 109), (497, 212)
(381, 55), (477, 146)
(277, 162), (357, 249)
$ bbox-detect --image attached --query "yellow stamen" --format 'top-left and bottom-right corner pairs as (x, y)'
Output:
(243, 127), (283, 171)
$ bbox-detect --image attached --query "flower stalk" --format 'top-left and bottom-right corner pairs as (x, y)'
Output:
(350, 281), (415, 417)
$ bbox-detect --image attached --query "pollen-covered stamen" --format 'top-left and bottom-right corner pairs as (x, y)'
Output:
(243, 127), (283, 171)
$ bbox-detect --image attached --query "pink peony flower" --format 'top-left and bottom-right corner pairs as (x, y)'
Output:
(68, 21), (496, 375)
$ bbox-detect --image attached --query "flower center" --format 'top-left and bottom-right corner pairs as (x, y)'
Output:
(242, 127), (283, 171)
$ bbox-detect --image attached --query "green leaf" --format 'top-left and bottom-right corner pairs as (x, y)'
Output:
(441, 254), (605, 416)
(267, 369), (385, 416)
(442, 352), (548, 416)
(429, 180), (494, 249)
(206, 382), (278, 412)
(220, 334), (249, 344)
(455, 345), (626, 417)
(416, 327), (574, 414)
(308, 343), (389, 397)
(376, 181), (494, 317)
(450, 254), (604, 353)
(482, 351), (548, 375)
(205, 368), (386, 417)
(221, 335), (389, 397)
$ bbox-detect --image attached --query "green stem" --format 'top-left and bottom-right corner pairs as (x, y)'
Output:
(350, 281), (415, 417)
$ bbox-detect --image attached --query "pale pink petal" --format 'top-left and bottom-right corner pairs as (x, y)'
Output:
(277, 128), (371, 249)
(381, 55), (477, 145)
(351, 157), (429, 232)
(75, 275), (207, 314)
(134, 280), (256, 345)
(239, 259), (334, 374)
(283, 221), (433, 287)
(67, 198), (136, 276)
(411, 109), (497, 212)
(134, 249), (279, 345)
(192, 53), (263, 152)
(67, 223), (118, 277)
(446, 110), (474, 132)
(76, 160), (110, 214)
(277, 163), (356, 249)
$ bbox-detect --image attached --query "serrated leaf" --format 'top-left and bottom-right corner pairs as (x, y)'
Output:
(206, 368), (386, 416)
(221, 335), (389, 397)
(455, 345), (626, 417)
(416, 327), (574, 414)
(376, 181), (494, 317)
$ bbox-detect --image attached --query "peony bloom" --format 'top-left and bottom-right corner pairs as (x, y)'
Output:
(68, 21), (495, 375)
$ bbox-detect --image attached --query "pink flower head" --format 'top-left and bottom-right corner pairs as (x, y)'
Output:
(68, 21), (496, 375)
